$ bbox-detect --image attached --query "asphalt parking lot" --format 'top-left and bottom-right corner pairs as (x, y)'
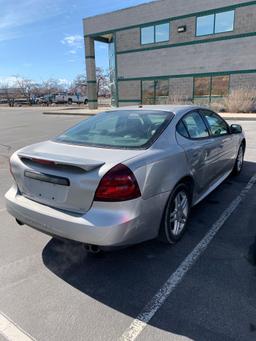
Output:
(0, 107), (256, 341)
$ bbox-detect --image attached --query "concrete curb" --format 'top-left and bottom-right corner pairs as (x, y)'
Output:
(220, 114), (256, 121)
(43, 110), (256, 121)
(43, 111), (95, 116)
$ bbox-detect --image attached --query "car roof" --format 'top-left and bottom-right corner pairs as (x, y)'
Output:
(112, 105), (203, 116)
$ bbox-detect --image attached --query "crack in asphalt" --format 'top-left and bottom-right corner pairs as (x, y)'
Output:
(0, 143), (12, 153)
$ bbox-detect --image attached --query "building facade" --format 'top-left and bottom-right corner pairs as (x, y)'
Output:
(83, 0), (256, 109)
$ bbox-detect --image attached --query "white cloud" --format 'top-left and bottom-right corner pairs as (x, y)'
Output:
(0, 76), (20, 86)
(57, 78), (71, 86)
(61, 35), (83, 47)
(61, 34), (84, 55)
(0, 0), (66, 42)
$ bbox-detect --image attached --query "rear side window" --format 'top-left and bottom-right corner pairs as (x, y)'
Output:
(201, 110), (229, 136)
(55, 110), (173, 149)
(176, 121), (189, 138)
(182, 111), (209, 139)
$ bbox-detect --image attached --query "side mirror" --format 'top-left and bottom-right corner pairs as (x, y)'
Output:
(230, 124), (242, 134)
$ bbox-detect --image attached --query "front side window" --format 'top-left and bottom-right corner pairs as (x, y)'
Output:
(182, 111), (209, 139)
(201, 111), (229, 136)
(196, 10), (234, 36)
(141, 22), (170, 45)
(55, 110), (173, 149)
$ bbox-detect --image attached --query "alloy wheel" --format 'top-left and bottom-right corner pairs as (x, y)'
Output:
(169, 190), (189, 236)
(236, 145), (244, 172)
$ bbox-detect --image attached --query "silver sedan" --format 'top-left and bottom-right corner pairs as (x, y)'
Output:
(5, 105), (245, 251)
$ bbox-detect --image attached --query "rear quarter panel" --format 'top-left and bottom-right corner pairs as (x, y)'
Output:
(125, 124), (190, 200)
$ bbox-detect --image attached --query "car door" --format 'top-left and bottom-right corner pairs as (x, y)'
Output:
(200, 109), (236, 177)
(176, 110), (218, 196)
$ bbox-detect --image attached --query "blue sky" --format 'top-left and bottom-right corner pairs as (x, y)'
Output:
(0, 0), (153, 85)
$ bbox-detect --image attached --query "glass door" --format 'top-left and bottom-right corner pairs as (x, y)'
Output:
(109, 37), (117, 106)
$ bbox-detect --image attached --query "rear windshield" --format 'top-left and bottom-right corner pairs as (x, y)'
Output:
(55, 110), (173, 149)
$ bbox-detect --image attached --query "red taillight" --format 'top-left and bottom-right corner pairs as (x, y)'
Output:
(31, 158), (56, 166)
(94, 164), (141, 202)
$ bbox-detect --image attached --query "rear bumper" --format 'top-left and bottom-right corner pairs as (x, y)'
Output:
(5, 185), (165, 246)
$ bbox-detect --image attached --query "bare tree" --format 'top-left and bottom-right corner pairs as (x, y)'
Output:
(70, 74), (87, 96)
(41, 79), (64, 96)
(14, 76), (36, 105)
(0, 82), (18, 107)
(96, 68), (110, 97)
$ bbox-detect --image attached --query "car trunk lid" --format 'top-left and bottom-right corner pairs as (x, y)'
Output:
(12, 140), (144, 213)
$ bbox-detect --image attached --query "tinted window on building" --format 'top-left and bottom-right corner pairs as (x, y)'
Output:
(196, 14), (214, 36)
(194, 75), (230, 103)
(141, 22), (170, 45)
(194, 77), (211, 97)
(155, 23), (170, 42)
(211, 76), (229, 97)
(215, 11), (234, 33)
(155, 80), (169, 104)
(142, 80), (155, 104)
(196, 10), (234, 36)
(142, 79), (169, 104)
(141, 26), (154, 44)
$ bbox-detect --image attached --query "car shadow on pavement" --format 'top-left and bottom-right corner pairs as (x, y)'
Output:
(42, 160), (256, 341)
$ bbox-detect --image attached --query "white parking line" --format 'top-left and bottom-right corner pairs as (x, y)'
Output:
(120, 173), (256, 341)
(0, 208), (6, 213)
(0, 312), (35, 341)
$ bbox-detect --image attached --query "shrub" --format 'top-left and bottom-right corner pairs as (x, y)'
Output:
(223, 88), (256, 113)
(169, 94), (193, 105)
(210, 101), (226, 113)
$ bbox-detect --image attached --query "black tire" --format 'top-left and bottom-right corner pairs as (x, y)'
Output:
(159, 183), (191, 244)
(84, 99), (88, 105)
(68, 99), (73, 105)
(232, 143), (245, 175)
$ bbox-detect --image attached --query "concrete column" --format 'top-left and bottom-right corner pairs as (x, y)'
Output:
(85, 36), (98, 109)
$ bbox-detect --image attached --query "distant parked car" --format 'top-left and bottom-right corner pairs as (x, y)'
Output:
(5, 105), (245, 252)
(35, 95), (55, 105)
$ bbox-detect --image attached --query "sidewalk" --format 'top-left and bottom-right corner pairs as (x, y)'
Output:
(43, 107), (256, 121)
(43, 107), (109, 116)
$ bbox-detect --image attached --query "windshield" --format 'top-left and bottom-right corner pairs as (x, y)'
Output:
(55, 110), (173, 149)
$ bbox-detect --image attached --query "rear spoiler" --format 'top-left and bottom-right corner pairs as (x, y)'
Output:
(18, 152), (105, 172)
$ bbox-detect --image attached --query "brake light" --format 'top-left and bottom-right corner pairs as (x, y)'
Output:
(94, 164), (141, 202)
(31, 158), (56, 166)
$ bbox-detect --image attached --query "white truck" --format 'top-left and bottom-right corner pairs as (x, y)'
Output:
(54, 93), (88, 105)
